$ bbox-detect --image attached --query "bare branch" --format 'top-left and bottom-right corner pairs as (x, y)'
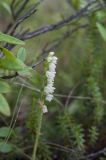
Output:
(14, 0), (29, 19)
(21, 0), (99, 40)
(80, 147), (106, 160)
(8, 6), (37, 36)
(5, 0), (30, 33)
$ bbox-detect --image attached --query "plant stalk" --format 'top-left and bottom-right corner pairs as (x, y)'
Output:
(32, 107), (43, 160)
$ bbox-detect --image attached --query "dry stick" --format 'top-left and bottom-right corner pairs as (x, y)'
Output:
(5, 0), (29, 33)
(4, 0), (43, 49)
(5, 1), (103, 47)
(4, 5), (37, 49)
(14, 0), (30, 19)
(5, 1), (41, 35)
(22, 0), (98, 40)
(5, 0), (102, 38)
(6, 0), (105, 51)
(80, 147), (106, 160)
(8, 7), (37, 36)
(5, 0), (105, 42)
(8, 0), (44, 36)
(18, 0), (104, 40)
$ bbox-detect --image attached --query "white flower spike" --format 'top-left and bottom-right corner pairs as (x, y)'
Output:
(44, 52), (58, 102)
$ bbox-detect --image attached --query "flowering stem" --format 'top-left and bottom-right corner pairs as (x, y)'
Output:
(32, 106), (43, 160)
(32, 52), (57, 160)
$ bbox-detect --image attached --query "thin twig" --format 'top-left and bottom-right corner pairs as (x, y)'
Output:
(5, 0), (29, 33)
(14, 0), (29, 19)
(80, 147), (106, 160)
(46, 141), (76, 153)
(65, 83), (80, 107)
(9, 6), (37, 36)
(22, 0), (98, 40)
(55, 93), (106, 105)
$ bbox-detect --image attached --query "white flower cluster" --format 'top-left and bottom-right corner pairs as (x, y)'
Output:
(44, 52), (58, 102)
(42, 105), (48, 113)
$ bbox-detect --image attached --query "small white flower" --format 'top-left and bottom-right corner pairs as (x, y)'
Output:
(49, 52), (55, 56)
(42, 105), (48, 113)
(49, 63), (56, 72)
(46, 71), (56, 79)
(46, 94), (54, 102)
(52, 56), (58, 63)
(44, 86), (55, 94)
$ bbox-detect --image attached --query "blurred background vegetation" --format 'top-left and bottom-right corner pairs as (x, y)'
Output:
(0, 0), (106, 160)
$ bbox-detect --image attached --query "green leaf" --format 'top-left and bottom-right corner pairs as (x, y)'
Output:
(0, 80), (11, 93)
(96, 22), (106, 41)
(0, 94), (11, 116)
(18, 67), (34, 77)
(17, 47), (26, 62)
(0, 47), (34, 78)
(0, 141), (13, 153)
(0, 32), (25, 45)
(0, 127), (14, 138)
(0, 47), (26, 71)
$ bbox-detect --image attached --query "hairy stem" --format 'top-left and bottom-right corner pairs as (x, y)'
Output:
(32, 106), (43, 160)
